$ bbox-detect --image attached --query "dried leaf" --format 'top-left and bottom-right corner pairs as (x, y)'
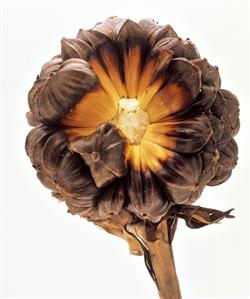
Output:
(168, 204), (234, 228)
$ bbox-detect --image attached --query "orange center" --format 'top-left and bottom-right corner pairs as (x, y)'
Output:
(61, 46), (176, 172)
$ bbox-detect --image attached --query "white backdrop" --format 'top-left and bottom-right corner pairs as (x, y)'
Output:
(1, 0), (249, 298)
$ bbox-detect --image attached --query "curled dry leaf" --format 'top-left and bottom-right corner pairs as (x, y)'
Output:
(168, 204), (234, 229)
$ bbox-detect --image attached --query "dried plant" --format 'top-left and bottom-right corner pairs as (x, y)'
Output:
(25, 17), (239, 298)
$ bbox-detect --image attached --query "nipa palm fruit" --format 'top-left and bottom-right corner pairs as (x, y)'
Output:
(25, 17), (239, 299)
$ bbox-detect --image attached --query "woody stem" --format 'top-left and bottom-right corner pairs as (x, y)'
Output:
(146, 237), (181, 299)
(126, 219), (182, 299)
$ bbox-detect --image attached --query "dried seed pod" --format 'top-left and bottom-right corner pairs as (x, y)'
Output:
(26, 17), (239, 299)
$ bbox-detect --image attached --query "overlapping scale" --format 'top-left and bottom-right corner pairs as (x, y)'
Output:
(127, 167), (170, 222)
(147, 58), (202, 121)
(28, 58), (98, 124)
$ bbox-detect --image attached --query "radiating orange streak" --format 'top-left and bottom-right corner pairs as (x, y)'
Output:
(138, 144), (153, 172)
(139, 145), (147, 172)
(148, 118), (193, 133)
(146, 122), (184, 137)
(137, 58), (156, 100)
(140, 139), (173, 172)
(139, 80), (164, 111)
(141, 139), (166, 171)
(137, 54), (163, 110)
(64, 127), (96, 142)
(147, 82), (191, 123)
(61, 86), (118, 128)
(128, 139), (171, 172)
(123, 46), (142, 98)
(143, 129), (176, 149)
(129, 144), (141, 171)
(100, 49), (128, 98)
(145, 127), (178, 151)
(137, 50), (172, 110)
(146, 122), (169, 134)
(89, 56), (120, 101)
